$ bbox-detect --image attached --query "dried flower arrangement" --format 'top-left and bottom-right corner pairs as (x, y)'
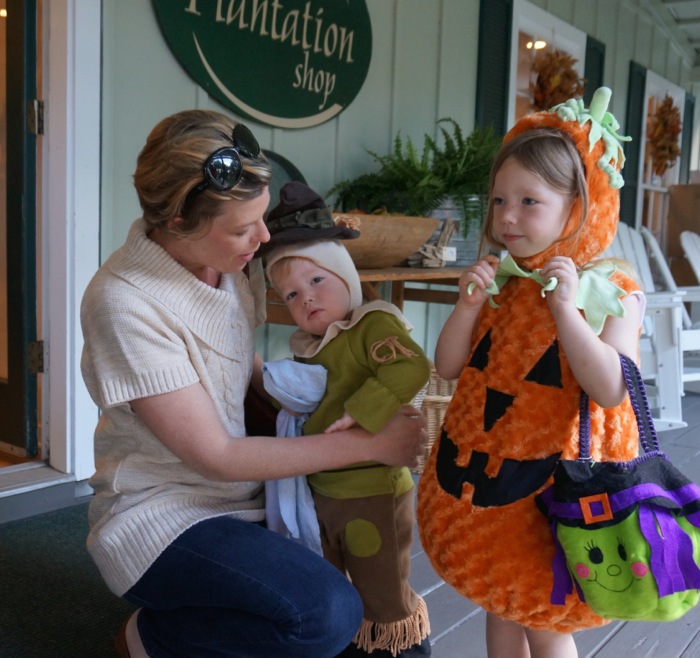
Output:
(647, 94), (682, 177)
(530, 50), (585, 112)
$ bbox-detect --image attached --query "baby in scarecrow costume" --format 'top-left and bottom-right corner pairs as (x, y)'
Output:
(260, 182), (432, 657)
(417, 87), (645, 647)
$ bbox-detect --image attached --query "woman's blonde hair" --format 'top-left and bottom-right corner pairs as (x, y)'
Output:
(481, 128), (589, 255)
(133, 109), (272, 237)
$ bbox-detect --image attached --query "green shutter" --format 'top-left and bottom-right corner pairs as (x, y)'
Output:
(2, 0), (38, 456)
(620, 61), (646, 228)
(680, 93), (695, 185)
(583, 36), (605, 106)
(475, 0), (513, 136)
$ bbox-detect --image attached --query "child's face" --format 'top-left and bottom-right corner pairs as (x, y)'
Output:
(490, 157), (574, 259)
(272, 258), (352, 336)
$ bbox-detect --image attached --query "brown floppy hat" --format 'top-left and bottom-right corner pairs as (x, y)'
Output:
(256, 181), (360, 258)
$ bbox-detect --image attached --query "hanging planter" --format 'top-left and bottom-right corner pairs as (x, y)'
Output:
(648, 94), (682, 178)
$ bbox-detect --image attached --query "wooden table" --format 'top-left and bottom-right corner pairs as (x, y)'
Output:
(266, 266), (464, 325)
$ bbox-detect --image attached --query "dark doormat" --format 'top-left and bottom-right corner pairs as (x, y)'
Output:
(0, 502), (134, 657)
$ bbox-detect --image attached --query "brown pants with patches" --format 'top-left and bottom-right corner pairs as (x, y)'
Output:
(312, 487), (427, 647)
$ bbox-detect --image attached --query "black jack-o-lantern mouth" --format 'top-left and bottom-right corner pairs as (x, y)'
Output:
(436, 329), (563, 507)
(436, 433), (561, 506)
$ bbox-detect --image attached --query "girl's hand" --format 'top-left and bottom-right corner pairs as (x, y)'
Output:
(540, 256), (579, 310)
(435, 255), (499, 380)
(325, 412), (357, 433)
(458, 254), (500, 308)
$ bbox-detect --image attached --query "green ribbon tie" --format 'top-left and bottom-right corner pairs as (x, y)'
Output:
(466, 254), (627, 335)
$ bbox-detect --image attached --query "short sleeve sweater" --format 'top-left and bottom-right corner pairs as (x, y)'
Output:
(80, 219), (266, 596)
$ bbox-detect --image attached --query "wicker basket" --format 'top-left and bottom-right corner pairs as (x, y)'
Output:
(336, 213), (441, 269)
(413, 365), (458, 473)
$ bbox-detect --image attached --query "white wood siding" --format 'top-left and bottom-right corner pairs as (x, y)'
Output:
(100, 0), (698, 361)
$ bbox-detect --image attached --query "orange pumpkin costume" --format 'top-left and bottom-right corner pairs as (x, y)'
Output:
(417, 89), (642, 632)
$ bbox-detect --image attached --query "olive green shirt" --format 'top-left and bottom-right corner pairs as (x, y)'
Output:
(293, 303), (430, 499)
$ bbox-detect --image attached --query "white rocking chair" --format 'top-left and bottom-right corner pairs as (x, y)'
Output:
(642, 227), (700, 391)
(603, 222), (686, 431)
(680, 231), (700, 300)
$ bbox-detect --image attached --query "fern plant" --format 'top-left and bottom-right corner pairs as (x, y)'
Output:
(328, 119), (500, 235)
(328, 131), (444, 217)
(429, 119), (500, 229)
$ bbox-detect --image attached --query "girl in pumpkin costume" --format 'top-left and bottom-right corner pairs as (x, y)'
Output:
(417, 88), (645, 657)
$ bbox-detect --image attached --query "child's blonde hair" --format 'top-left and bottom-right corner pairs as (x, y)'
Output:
(481, 128), (588, 256)
(481, 127), (639, 282)
(267, 256), (313, 290)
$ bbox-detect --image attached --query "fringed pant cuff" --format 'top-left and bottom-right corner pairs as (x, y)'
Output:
(353, 596), (430, 656)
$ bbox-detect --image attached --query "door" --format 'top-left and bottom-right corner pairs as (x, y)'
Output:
(1, 0), (38, 458)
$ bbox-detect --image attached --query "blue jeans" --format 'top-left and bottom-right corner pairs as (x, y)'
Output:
(124, 516), (363, 657)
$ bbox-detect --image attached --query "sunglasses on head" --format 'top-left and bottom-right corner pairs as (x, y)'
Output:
(183, 123), (261, 208)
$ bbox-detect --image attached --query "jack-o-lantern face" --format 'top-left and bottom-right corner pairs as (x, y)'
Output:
(416, 266), (640, 635)
(416, 89), (641, 634)
(436, 327), (566, 507)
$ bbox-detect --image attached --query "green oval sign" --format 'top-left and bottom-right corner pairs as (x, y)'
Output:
(152, 0), (372, 129)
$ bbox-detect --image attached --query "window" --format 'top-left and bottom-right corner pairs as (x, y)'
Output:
(508, 0), (586, 126)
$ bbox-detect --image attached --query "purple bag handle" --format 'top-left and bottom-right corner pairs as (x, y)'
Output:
(578, 354), (660, 460)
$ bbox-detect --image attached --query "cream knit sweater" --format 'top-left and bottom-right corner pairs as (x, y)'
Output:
(80, 219), (267, 596)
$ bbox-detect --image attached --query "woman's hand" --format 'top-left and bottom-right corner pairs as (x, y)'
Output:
(368, 405), (428, 468)
(132, 385), (429, 480)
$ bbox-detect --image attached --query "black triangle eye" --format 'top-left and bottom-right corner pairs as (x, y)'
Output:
(469, 329), (491, 372)
(473, 337), (562, 433)
(484, 387), (515, 432)
(524, 341), (563, 388)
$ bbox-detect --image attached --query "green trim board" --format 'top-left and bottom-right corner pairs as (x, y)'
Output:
(620, 61), (646, 228)
(475, 0), (512, 135)
(2, 0), (38, 457)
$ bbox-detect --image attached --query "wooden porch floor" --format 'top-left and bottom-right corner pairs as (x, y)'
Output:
(410, 391), (700, 658)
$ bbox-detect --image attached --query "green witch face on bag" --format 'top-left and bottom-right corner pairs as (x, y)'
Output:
(536, 354), (700, 623)
(556, 509), (700, 621)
